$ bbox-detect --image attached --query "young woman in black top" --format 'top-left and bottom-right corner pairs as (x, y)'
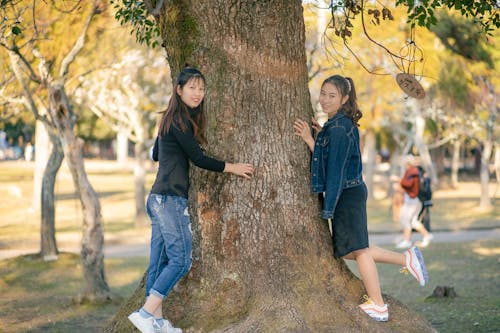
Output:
(129, 67), (253, 333)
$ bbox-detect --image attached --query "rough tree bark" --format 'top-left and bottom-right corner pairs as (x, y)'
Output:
(105, 2), (434, 332)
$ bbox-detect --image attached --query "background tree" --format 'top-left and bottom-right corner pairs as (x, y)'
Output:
(1, 3), (66, 260)
(426, 57), (478, 188)
(0, 0), (110, 301)
(430, 11), (498, 208)
(76, 48), (170, 225)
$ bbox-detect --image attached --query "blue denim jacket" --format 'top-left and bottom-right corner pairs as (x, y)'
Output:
(311, 112), (364, 219)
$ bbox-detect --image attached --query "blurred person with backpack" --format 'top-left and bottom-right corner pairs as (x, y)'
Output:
(416, 166), (433, 232)
(394, 156), (433, 249)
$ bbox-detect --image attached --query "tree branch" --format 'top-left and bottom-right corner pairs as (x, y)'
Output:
(66, 64), (114, 95)
(428, 136), (453, 149)
(143, 0), (165, 17)
(0, 41), (42, 84)
(88, 105), (138, 142)
(359, 1), (404, 72)
(59, 1), (100, 81)
(8, 50), (40, 119)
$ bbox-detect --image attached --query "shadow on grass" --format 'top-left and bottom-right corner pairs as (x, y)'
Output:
(346, 239), (500, 333)
(0, 252), (147, 333)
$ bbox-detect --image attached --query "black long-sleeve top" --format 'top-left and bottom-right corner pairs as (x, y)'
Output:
(150, 110), (225, 198)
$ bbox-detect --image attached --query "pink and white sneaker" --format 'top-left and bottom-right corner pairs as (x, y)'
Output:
(359, 296), (389, 322)
(404, 246), (429, 287)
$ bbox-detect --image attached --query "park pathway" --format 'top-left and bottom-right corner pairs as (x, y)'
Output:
(1, 227), (499, 260)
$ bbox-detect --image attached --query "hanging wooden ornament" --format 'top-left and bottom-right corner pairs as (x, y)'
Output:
(396, 73), (425, 99)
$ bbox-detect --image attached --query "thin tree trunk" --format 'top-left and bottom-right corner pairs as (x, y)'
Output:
(40, 130), (64, 261)
(33, 120), (51, 211)
(412, 102), (437, 185)
(363, 129), (377, 200)
(116, 129), (129, 167)
(451, 140), (461, 188)
(48, 83), (110, 301)
(479, 80), (497, 209)
(494, 144), (500, 197)
(432, 146), (446, 176)
(106, 2), (433, 332)
(479, 139), (493, 209)
(8, 48), (63, 259)
(134, 140), (148, 225)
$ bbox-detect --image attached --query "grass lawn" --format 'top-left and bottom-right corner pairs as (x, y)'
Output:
(1, 160), (497, 250)
(0, 241), (498, 332)
(0, 160), (498, 332)
(0, 160), (155, 250)
(0, 253), (148, 333)
(347, 239), (500, 333)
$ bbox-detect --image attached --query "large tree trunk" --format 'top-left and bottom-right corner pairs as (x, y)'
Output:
(40, 130), (64, 261)
(48, 83), (110, 301)
(106, 2), (433, 332)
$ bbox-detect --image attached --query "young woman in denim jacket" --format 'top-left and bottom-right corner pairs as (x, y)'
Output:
(293, 75), (428, 322)
(129, 67), (254, 333)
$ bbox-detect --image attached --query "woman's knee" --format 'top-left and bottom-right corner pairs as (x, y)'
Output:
(344, 247), (370, 259)
(170, 255), (192, 275)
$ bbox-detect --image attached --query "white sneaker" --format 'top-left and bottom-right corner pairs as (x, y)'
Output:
(396, 239), (412, 249)
(404, 246), (429, 287)
(417, 234), (434, 248)
(128, 312), (155, 333)
(153, 318), (182, 333)
(359, 296), (389, 322)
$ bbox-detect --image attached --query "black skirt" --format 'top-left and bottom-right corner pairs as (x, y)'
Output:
(331, 183), (369, 258)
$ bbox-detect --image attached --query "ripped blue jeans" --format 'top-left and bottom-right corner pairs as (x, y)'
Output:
(145, 194), (193, 299)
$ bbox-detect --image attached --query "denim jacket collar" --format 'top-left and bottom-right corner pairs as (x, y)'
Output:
(323, 111), (346, 127)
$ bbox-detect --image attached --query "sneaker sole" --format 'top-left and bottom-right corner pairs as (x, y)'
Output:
(413, 247), (429, 286)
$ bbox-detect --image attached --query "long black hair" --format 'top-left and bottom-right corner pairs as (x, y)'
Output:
(322, 75), (362, 126)
(158, 67), (207, 144)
